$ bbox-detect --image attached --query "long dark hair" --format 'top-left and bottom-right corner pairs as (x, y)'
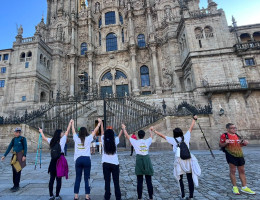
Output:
(50, 129), (62, 148)
(79, 127), (89, 145)
(104, 129), (116, 155)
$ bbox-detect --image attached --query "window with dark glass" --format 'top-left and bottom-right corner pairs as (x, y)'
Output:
(3, 54), (9, 60)
(142, 91), (152, 95)
(122, 29), (124, 43)
(116, 85), (129, 97)
(101, 86), (113, 98)
(0, 55), (2, 61)
(119, 14), (123, 24)
(1, 67), (6, 73)
(138, 34), (146, 48)
(140, 66), (150, 87)
(106, 33), (118, 52)
(81, 43), (87, 55)
(115, 70), (127, 80)
(22, 96), (26, 101)
(99, 32), (102, 46)
(99, 18), (102, 28)
(0, 80), (5, 87)
(105, 11), (116, 25)
(245, 58), (255, 66)
(101, 71), (113, 81)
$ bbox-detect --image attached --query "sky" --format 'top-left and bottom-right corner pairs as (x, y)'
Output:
(0, 0), (260, 50)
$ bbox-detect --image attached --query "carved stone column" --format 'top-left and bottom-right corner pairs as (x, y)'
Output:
(130, 46), (140, 95)
(150, 44), (162, 94)
(87, 52), (94, 90)
(70, 57), (76, 96)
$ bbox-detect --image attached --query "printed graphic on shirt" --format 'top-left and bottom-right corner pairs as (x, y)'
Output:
(139, 142), (148, 153)
(220, 133), (243, 157)
(77, 143), (85, 150)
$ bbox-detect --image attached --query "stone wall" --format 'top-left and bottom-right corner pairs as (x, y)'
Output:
(0, 124), (50, 153)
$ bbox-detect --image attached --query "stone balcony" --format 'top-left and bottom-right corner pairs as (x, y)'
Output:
(234, 41), (260, 51)
(203, 80), (260, 102)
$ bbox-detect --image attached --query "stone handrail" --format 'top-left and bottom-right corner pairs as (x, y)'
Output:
(235, 41), (260, 51)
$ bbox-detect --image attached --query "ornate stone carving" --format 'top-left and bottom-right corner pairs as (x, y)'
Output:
(162, 68), (174, 87)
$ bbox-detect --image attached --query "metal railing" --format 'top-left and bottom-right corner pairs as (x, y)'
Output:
(235, 41), (260, 51)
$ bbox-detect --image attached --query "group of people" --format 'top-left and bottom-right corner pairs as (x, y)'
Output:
(1, 116), (256, 200)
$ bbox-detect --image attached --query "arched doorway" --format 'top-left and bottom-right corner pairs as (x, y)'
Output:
(100, 69), (129, 98)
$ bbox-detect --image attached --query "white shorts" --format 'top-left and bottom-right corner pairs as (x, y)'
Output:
(91, 143), (96, 148)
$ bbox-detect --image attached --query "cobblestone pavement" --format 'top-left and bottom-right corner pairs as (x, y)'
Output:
(0, 147), (259, 200)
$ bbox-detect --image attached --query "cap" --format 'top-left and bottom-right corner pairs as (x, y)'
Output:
(14, 127), (22, 132)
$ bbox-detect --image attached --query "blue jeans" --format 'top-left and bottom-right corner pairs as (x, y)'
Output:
(74, 156), (91, 194)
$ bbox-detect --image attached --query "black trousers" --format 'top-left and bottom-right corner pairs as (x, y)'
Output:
(137, 175), (153, 199)
(130, 146), (134, 156)
(179, 173), (194, 198)
(12, 166), (21, 187)
(49, 172), (62, 197)
(103, 162), (121, 200)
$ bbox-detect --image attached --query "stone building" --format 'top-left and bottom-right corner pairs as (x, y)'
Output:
(0, 0), (260, 149)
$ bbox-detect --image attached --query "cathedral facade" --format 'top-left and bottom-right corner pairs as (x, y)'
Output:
(0, 0), (260, 146)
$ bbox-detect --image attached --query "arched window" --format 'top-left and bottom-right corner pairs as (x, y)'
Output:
(99, 32), (102, 46)
(101, 71), (113, 81)
(140, 66), (150, 87)
(240, 33), (251, 43)
(47, 60), (50, 69)
(204, 26), (213, 38)
(81, 42), (87, 55)
(40, 54), (43, 64)
(119, 13), (123, 24)
(137, 34), (146, 48)
(122, 29), (124, 43)
(106, 33), (118, 52)
(253, 32), (260, 41)
(99, 18), (102, 28)
(27, 51), (32, 57)
(115, 70), (127, 79)
(194, 27), (203, 39)
(105, 11), (116, 25)
(40, 91), (47, 102)
(20, 52), (25, 62)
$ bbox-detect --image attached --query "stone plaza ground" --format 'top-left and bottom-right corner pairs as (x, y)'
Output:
(0, 147), (259, 200)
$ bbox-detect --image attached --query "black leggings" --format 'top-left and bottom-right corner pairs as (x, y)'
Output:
(179, 173), (194, 198)
(49, 173), (62, 197)
(137, 175), (153, 199)
(130, 146), (134, 155)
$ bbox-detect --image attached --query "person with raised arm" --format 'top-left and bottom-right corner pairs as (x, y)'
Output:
(151, 116), (201, 200)
(39, 120), (72, 200)
(71, 118), (102, 200)
(101, 123), (123, 200)
(122, 124), (154, 200)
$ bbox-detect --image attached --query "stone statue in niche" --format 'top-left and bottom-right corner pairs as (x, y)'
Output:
(17, 25), (23, 36)
(95, 2), (100, 13)
(164, 6), (174, 22)
(57, 25), (63, 41)
(162, 68), (174, 88)
(119, 0), (125, 7)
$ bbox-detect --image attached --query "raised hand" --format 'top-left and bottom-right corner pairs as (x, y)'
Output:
(122, 124), (126, 130)
(98, 118), (102, 124)
(1, 156), (5, 161)
(150, 126), (155, 132)
(193, 115), (198, 120)
(39, 128), (43, 133)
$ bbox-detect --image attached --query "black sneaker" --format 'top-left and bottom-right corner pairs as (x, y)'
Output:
(10, 186), (19, 192)
(49, 197), (55, 200)
(55, 196), (62, 200)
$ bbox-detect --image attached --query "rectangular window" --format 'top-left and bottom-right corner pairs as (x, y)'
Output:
(239, 78), (248, 89)
(245, 58), (255, 66)
(1, 67), (6, 73)
(105, 11), (116, 25)
(0, 55), (2, 61)
(25, 62), (29, 68)
(142, 91), (152, 95)
(22, 96), (26, 101)
(0, 80), (5, 87)
(199, 40), (202, 48)
(3, 54), (9, 60)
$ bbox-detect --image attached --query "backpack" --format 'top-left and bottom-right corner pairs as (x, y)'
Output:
(220, 133), (241, 152)
(175, 136), (191, 160)
(11, 136), (25, 150)
(50, 142), (61, 160)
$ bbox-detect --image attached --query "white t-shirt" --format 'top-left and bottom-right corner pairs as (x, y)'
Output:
(130, 137), (152, 155)
(101, 136), (120, 165)
(73, 134), (93, 161)
(47, 135), (67, 153)
(166, 131), (191, 153)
